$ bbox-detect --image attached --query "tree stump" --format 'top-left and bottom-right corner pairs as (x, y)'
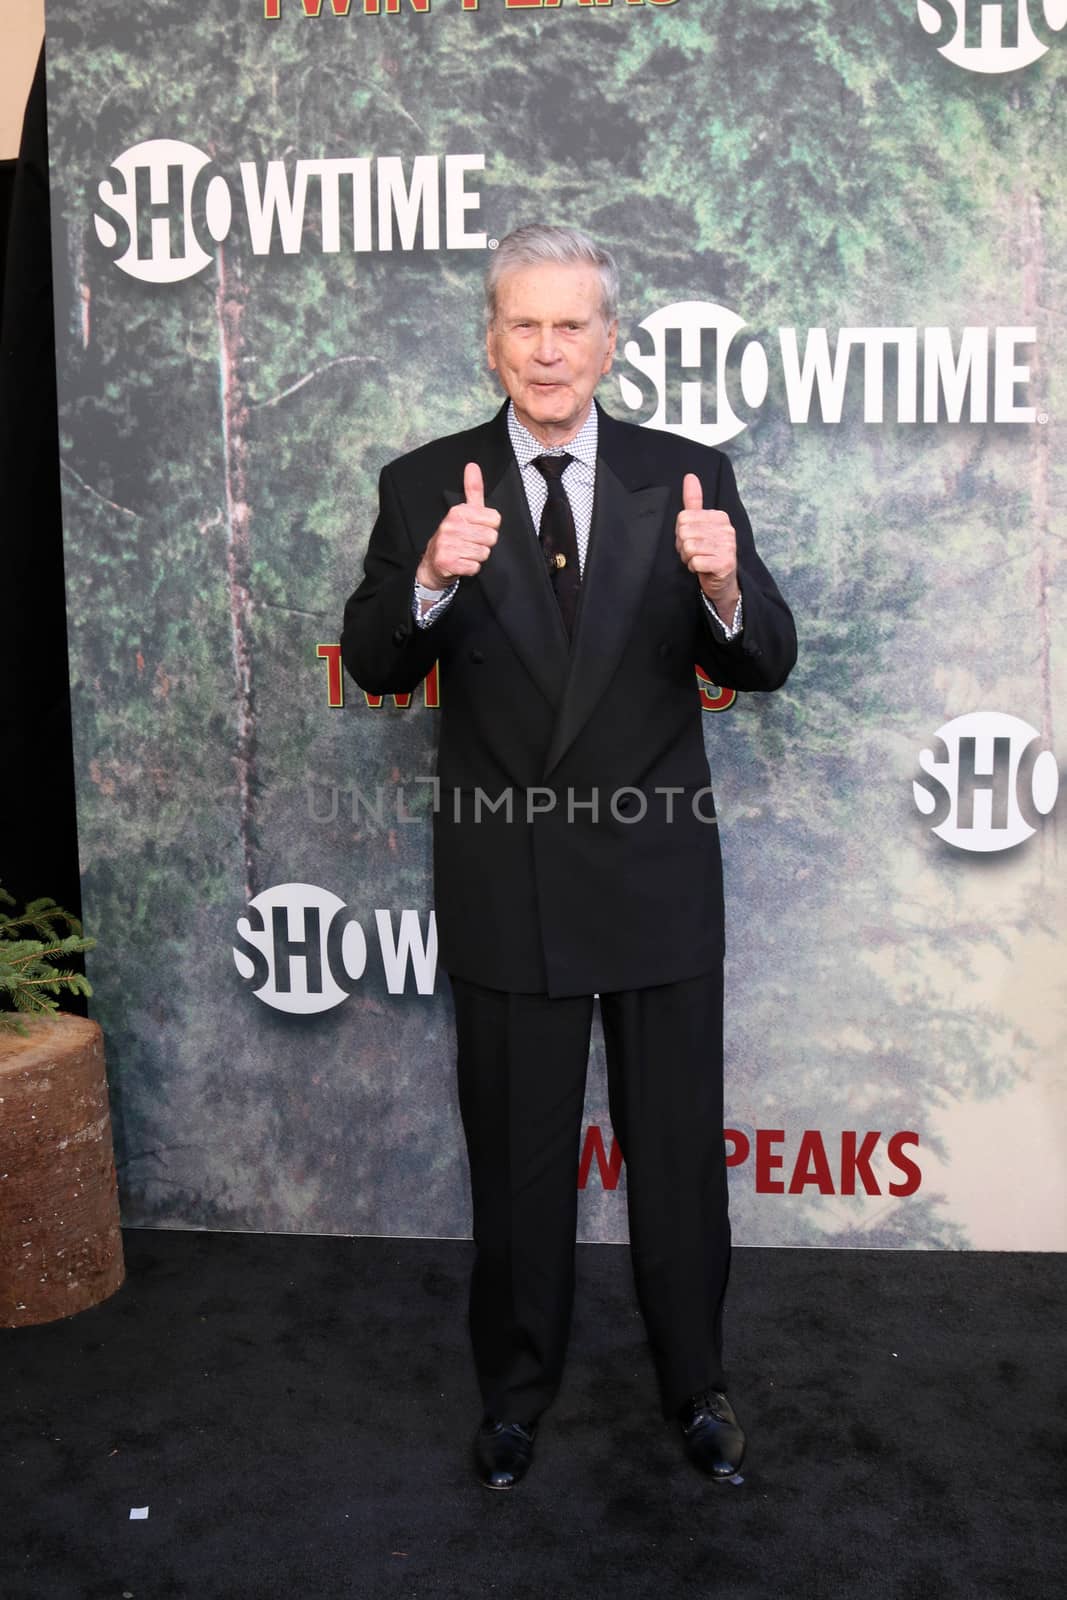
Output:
(0, 1014), (125, 1326)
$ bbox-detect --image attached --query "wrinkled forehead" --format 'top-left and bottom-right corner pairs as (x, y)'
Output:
(490, 261), (613, 326)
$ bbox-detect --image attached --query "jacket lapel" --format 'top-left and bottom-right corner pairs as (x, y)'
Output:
(450, 403), (670, 768)
(543, 446), (668, 779)
(444, 407), (570, 711)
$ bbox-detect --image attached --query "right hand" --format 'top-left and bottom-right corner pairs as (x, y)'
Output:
(416, 462), (500, 589)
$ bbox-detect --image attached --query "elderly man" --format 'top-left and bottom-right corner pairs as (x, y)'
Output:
(342, 224), (796, 1489)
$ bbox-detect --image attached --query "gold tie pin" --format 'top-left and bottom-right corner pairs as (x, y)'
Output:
(553, 553), (567, 570)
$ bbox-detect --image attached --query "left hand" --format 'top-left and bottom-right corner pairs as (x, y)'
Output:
(674, 472), (740, 617)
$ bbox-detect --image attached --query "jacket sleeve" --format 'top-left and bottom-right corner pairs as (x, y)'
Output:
(691, 452), (797, 693)
(340, 463), (446, 696)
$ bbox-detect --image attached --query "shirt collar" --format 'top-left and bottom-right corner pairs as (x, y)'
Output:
(507, 401), (598, 471)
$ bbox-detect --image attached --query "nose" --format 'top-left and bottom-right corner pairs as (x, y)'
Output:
(533, 323), (562, 365)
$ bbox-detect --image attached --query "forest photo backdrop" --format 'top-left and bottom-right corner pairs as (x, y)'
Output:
(45, 1), (1066, 1248)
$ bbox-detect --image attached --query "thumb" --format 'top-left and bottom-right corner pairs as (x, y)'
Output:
(682, 472), (703, 513)
(463, 461), (485, 508)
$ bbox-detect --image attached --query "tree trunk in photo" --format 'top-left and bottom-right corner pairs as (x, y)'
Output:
(215, 239), (258, 903)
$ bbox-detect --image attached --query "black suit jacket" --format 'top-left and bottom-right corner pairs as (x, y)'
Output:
(341, 401), (796, 996)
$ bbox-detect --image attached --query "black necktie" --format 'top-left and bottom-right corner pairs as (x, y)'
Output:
(532, 453), (580, 638)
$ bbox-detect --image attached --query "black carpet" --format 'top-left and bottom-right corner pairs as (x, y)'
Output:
(3, 1231), (1064, 1600)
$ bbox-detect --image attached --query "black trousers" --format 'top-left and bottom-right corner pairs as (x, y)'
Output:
(450, 968), (731, 1424)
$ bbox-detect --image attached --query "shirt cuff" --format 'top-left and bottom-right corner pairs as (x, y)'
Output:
(703, 592), (743, 640)
(413, 579), (459, 628)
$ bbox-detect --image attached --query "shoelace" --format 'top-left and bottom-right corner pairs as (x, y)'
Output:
(682, 1392), (732, 1430)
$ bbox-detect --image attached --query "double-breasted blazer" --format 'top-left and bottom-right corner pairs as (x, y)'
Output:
(341, 401), (797, 997)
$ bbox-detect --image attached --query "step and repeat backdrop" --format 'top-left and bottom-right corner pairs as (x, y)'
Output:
(46, 1), (1065, 1248)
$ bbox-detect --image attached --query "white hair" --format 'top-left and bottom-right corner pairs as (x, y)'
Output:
(485, 224), (619, 327)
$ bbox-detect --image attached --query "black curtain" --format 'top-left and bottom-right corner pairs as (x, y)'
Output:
(0, 44), (83, 930)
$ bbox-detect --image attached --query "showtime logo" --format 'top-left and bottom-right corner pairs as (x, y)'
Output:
(913, 713), (1059, 852)
(618, 301), (1039, 448)
(92, 140), (487, 283)
(917, 1), (1067, 73)
(233, 883), (437, 1013)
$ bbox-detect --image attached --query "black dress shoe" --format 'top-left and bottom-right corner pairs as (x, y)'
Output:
(678, 1390), (746, 1481)
(474, 1418), (537, 1490)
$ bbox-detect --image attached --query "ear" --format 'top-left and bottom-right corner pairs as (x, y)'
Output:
(485, 323), (498, 374)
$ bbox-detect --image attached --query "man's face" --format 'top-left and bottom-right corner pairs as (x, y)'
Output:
(486, 262), (617, 446)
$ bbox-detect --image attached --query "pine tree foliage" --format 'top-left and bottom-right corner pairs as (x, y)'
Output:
(0, 889), (95, 1036)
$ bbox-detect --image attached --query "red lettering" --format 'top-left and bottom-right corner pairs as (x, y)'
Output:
(268, 0), (430, 14)
(887, 1132), (922, 1196)
(423, 660), (440, 708)
(359, 664), (438, 710)
(723, 1127), (750, 1167)
(316, 643), (344, 707)
(755, 1129), (786, 1194)
(841, 1131), (882, 1196)
(695, 665), (737, 713)
(577, 1124), (624, 1191)
(719, 1127), (922, 1199)
(787, 1129), (835, 1194)
(364, 689), (413, 708)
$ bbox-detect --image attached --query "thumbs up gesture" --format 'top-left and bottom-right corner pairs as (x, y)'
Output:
(675, 472), (740, 620)
(416, 462), (501, 590)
